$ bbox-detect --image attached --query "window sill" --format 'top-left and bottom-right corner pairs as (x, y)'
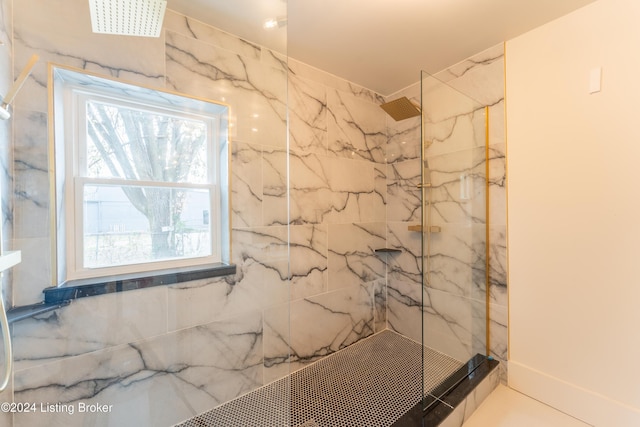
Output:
(7, 301), (72, 324)
(42, 263), (236, 305)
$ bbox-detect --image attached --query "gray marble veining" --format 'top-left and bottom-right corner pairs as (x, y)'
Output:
(2, 0), (508, 424)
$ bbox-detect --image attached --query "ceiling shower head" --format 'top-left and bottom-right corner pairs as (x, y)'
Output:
(88, 0), (167, 37)
(380, 97), (421, 121)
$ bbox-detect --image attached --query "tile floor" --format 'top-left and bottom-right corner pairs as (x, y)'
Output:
(462, 385), (593, 427)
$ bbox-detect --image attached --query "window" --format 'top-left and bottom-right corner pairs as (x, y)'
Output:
(52, 67), (230, 283)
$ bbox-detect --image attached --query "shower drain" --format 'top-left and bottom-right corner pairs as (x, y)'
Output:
(175, 330), (462, 427)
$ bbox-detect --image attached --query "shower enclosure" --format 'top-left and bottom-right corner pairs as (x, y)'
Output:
(0, 0), (498, 426)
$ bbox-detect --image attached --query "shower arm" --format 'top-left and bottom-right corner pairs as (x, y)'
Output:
(0, 54), (38, 120)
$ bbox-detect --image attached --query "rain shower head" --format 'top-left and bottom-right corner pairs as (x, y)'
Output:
(380, 97), (421, 121)
(88, 0), (167, 37)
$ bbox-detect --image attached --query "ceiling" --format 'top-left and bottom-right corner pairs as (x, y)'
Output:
(167, 0), (597, 96)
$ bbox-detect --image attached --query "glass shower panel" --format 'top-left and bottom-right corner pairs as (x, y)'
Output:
(420, 70), (489, 404)
(6, 0), (290, 426)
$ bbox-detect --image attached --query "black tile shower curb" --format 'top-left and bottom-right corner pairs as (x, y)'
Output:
(392, 354), (499, 426)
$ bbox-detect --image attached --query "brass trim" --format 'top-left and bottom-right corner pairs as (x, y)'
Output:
(416, 183), (432, 189)
(503, 41), (510, 362)
(47, 63), (58, 286)
(485, 105), (491, 357)
(408, 224), (441, 233)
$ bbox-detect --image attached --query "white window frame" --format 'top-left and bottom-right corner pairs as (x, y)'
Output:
(60, 84), (223, 281)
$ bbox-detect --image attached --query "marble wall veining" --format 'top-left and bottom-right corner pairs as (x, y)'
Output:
(0, 0), (13, 423)
(1, 0), (506, 425)
(5, 2), (389, 426)
(385, 44), (507, 376)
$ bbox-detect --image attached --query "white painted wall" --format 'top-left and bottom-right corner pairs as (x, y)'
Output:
(506, 0), (640, 425)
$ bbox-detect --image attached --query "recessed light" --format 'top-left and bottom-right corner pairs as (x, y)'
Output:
(263, 16), (287, 30)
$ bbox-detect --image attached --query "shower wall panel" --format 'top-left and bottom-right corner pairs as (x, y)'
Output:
(386, 44), (507, 375)
(0, 0), (12, 422)
(271, 59), (389, 376)
(6, 1), (388, 426)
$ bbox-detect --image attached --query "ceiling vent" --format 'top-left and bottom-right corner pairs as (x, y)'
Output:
(88, 0), (167, 37)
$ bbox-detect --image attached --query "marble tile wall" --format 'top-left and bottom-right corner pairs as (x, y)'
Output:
(386, 44), (507, 375)
(0, 0), (13, 423)
(4, 1), (389, 426)
(2, 0), (506, 425)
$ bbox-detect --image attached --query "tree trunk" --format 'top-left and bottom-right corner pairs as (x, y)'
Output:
(147, 189), (173, 259)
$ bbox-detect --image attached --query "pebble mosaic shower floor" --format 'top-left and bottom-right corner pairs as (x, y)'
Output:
(175, 330), (463, 427)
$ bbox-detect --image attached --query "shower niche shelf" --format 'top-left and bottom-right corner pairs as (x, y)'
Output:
(407, 225), (441, 233)
(374, 248), (401, 254)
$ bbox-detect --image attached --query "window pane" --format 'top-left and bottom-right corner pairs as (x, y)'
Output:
(85, 100), (209, 184)
(83, 184), (212, 268)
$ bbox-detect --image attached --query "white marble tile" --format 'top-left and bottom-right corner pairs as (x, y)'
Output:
(12, 286), (168, 371)
(288, 58), (384, 105)
(367, 163), (388, 223)
(2, 6), (510, 426)
(489, 143), (507, 226)
(327, 222), (386, 291)
(300, 282), (378, 347)
(489, 225), (508, 306)
(14, 311), (263, 427)
(280, 284), (378, 373)
(434, 43), (505, 108)
(327, 88), (387, 162)
(262, 146), (288, 226)
(427, 223), (486, 300)
(385, 219), (423, 342)
(386, 115), (421, 163)
(289, 152), (375, 224)
(263, 301), (291, 383)
(231, 226), (289, 307)
(385, 84), (421, 162)
(386, 158), (421, 222)
(490, 302), (508, 363)
(167, 275), (260, 332)
(489, 98), (506, 146)
(386, 221), (422, 285)
(423, 287), (487, 363)
(165, 31), (287, 148)
(290, 224), (328, 300)
(427, 146), (487, 226)
(387, 278), (422, 343)
(12, 109), (50, 304)
(0, 0), (13, 314)
(423, 88), (485, 159)
(373, 280), (387, 332)
(13, 110), (48, 240)
(163, 11), (262, 61)
(12, 238), (52, 307)
(0, 0), (11, 92)
(288, 72), (328, 155)
(13, 0), (165, 113)
(231, 141), (263, 227)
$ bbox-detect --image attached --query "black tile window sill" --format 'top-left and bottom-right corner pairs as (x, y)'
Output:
(44, 263), (236, 304)
(7, 263), (236, 324)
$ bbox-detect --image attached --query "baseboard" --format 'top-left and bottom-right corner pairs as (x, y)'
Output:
(508, 361), (640, 427)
